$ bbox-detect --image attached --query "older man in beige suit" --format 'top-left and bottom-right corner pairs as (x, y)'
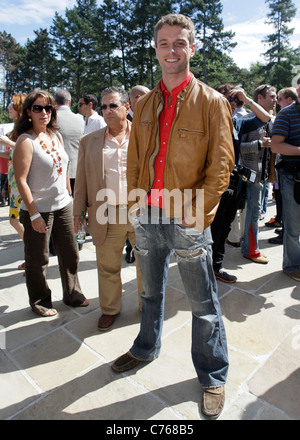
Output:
(73, 87), (143, 331)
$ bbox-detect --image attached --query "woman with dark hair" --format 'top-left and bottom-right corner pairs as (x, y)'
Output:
(13, 90), (88, 317)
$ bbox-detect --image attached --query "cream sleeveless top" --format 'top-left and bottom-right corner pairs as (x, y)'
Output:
(20, 132), (71, 212)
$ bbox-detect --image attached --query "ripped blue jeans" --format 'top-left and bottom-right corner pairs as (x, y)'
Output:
(130, 213), (229, 388)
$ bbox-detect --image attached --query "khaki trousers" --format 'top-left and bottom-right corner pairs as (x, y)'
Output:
(95, 208), (143, 315)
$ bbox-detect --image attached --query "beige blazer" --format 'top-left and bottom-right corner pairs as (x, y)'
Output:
(73, 127), (108, 246)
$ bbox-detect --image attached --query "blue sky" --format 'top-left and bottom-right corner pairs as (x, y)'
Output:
(0, 0), (299, 69)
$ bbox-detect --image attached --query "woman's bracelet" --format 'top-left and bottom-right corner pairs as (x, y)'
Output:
(30, 212), (41, 222)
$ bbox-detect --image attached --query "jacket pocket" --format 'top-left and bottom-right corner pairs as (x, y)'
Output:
(139, 121), (153, 130)
(178, 128), (205, 138)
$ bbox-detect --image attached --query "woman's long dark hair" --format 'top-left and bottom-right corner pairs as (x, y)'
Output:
(14, 90), (58, 138)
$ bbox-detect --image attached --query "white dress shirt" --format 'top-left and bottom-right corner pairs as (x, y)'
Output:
(84, 111), (106, 134)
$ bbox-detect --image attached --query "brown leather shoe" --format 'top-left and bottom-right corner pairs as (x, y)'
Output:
(202, 386), (225, 419)
(111, 351), (142, 372)
(98, 314), (118, 331)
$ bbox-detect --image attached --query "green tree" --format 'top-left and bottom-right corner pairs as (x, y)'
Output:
(50, 0), (99, 99)
(125, 0), (175, 89)
(0, 32), (25, 106)
(22, 29), (58, 91)
(263, 0), (298, 89)
(180, 0), (237, 84)
(95, 0), (121, 89)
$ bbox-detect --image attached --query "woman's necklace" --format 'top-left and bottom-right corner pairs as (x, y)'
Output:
(34, 130), (63, 176)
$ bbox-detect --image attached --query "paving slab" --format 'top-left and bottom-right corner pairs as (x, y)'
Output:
(1, 202), (300, 421)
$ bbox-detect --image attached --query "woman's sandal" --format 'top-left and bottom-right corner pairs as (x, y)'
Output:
(18, 262), (25, 270)
(63, 297), (89, 307)
(31, 301), (57, 317)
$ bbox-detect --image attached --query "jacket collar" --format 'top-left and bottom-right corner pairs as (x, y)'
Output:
(154, 73), (195, 100)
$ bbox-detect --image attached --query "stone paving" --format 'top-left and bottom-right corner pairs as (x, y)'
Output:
(0, 201), (299, 421)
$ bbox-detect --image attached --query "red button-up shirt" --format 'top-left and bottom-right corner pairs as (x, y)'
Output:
(148, 72), (193, 208)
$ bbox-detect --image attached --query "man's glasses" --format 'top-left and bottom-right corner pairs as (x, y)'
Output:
(101, 103), (123, 111)
(78, 102), (85, 107)
(31, 104), (53, 113)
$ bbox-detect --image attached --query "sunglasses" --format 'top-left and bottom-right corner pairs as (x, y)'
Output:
(78, 102), (85, 107)
(31, 104), (53, 113)
(100, 103), (123, 111)
(259, 84), (271, 93)
(227, 97), (239, 103)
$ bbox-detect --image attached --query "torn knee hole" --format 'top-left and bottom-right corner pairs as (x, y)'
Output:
(134, 246), (148, 256)
(175, 248), (207, 259)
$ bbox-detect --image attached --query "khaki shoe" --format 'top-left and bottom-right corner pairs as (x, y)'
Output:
(201, 386), (225, 420)
(111, 351), (143, 372)
(244, 254), (269, 264)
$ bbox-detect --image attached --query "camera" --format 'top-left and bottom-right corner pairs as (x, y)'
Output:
(234, 165), (257, 183)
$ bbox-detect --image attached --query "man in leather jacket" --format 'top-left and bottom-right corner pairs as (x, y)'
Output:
(112, 13), (234, 420)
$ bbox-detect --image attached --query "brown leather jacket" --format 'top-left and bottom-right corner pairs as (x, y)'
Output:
(127, 75), (234, 231)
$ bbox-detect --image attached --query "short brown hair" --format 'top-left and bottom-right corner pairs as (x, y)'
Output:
(253, 84), (277, 103)
(279, 87), (297, 101)
(214, 83), (234, 97)
(154, 14), (195, 46)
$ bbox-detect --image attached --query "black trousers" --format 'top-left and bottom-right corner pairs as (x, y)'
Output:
(211, 189), (241, 272)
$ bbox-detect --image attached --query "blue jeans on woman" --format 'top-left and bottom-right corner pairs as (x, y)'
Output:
(129, 212), (229, 388)
(280, 172), (300, 274)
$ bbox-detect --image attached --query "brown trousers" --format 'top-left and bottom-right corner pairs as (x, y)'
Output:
(20, 203), (85, 308)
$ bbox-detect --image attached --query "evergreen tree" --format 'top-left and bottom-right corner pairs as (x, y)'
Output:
(125, 0), (175, 89)
(96, 0), (127, 90)
(50, 0), (99, 99)
(263, 0), (298, 90)
(22, 29), (58, 91)
(0, 32), (25, 106)
(180, 0), (237, 84)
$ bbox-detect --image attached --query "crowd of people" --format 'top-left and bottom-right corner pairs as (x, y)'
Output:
(0, 13), (299, 420)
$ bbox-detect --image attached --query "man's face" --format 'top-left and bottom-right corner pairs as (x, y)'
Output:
(277, 92), (291, 109)
(130, 92), (147, 111)
(155, 24), (196, 78)
(260, 89), (277, 112)
(101, 92), (129, 127)
(227, 97), (238, 114)
(78, 98), (88, 116)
